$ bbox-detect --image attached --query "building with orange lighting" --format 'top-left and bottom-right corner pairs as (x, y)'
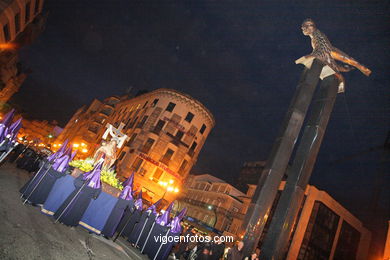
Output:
(177, 174), (371, 260)
(56, 95), (121, 156)
(18, 118), (62, 145)
(57, 89), (215, 203)
(0, 0), (46, 104)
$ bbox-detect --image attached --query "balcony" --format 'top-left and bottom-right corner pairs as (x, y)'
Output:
(166, 133), (189, 148)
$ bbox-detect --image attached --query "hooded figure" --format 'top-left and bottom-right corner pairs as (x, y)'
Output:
(128, 199), (162, 247)
(53, 160), (102, 226)
(47, 139), (69, 162)
(19, 149), (71, 205)
(0, 114), (20, 156)
(0, 109), (14, 144)
(116, 189), (143, 239)
(101, 173), (135, 238)
(141, 201), (176, 259)
(155, 212), (186, 260)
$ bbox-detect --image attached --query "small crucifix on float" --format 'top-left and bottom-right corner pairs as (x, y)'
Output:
(93, 123), (129, 168)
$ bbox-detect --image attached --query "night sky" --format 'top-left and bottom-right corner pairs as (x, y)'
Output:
(11, 0), (389, 236)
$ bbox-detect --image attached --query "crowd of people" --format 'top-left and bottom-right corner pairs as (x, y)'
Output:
(171, 226), (260, 260)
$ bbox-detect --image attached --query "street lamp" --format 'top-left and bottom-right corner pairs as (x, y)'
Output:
(159, 180), (179, 202)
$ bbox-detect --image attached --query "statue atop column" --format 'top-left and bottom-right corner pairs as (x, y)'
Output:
(299, 18), (371, 90)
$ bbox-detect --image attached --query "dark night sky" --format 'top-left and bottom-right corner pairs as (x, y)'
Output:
(11, 0), (389, 229)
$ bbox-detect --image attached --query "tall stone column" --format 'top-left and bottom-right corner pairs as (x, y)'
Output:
(241, 59), (324, 255)
(260, 75), (339, 259)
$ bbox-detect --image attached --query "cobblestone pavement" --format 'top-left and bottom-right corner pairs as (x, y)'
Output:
(0, 163), (149, 260)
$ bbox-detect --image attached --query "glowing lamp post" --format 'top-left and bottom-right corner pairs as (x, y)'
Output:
(158, 179), (179, 201)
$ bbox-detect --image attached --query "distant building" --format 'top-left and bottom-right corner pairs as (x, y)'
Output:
(0, 0), (46, 104)
(178, 174), (246, 234)
(18, 118), (62, 145)
(57, 95), (121, 155)
(177, 174), (371, 260)
(57, 89), (215, 204)
(237, 161), (266, 192)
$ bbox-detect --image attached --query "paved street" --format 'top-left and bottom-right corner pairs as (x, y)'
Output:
(0, 163), (149, 260)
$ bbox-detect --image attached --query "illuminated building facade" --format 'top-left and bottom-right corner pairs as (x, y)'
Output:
(0, 0), (46, 104)
(18, 118), (62, 145)
(56, 95), (121, 156)
(178, 174), (246, 233)
(178, 175), (371, 260)
(58, 89), (215, 203)
(110, 89), (215, 203)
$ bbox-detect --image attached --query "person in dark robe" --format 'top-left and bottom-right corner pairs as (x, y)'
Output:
(53, 160), (103, 226)
(226, 241), (244, 260)
(155, 208), (187, 260)
(8, 143), (26, 163)
(19, 144), (71, 196)
(0, 118), (22, 164)
(101, 173), (135, 238)
(115, 190), (143, 238)
(141, 201), (175, 257)
(128, 199), (162, 248)
(20, 150), (75, 205)
(210, 239), (226, 260)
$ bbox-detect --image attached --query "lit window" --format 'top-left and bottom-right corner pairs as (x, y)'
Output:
(152, 168), (163, 182)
